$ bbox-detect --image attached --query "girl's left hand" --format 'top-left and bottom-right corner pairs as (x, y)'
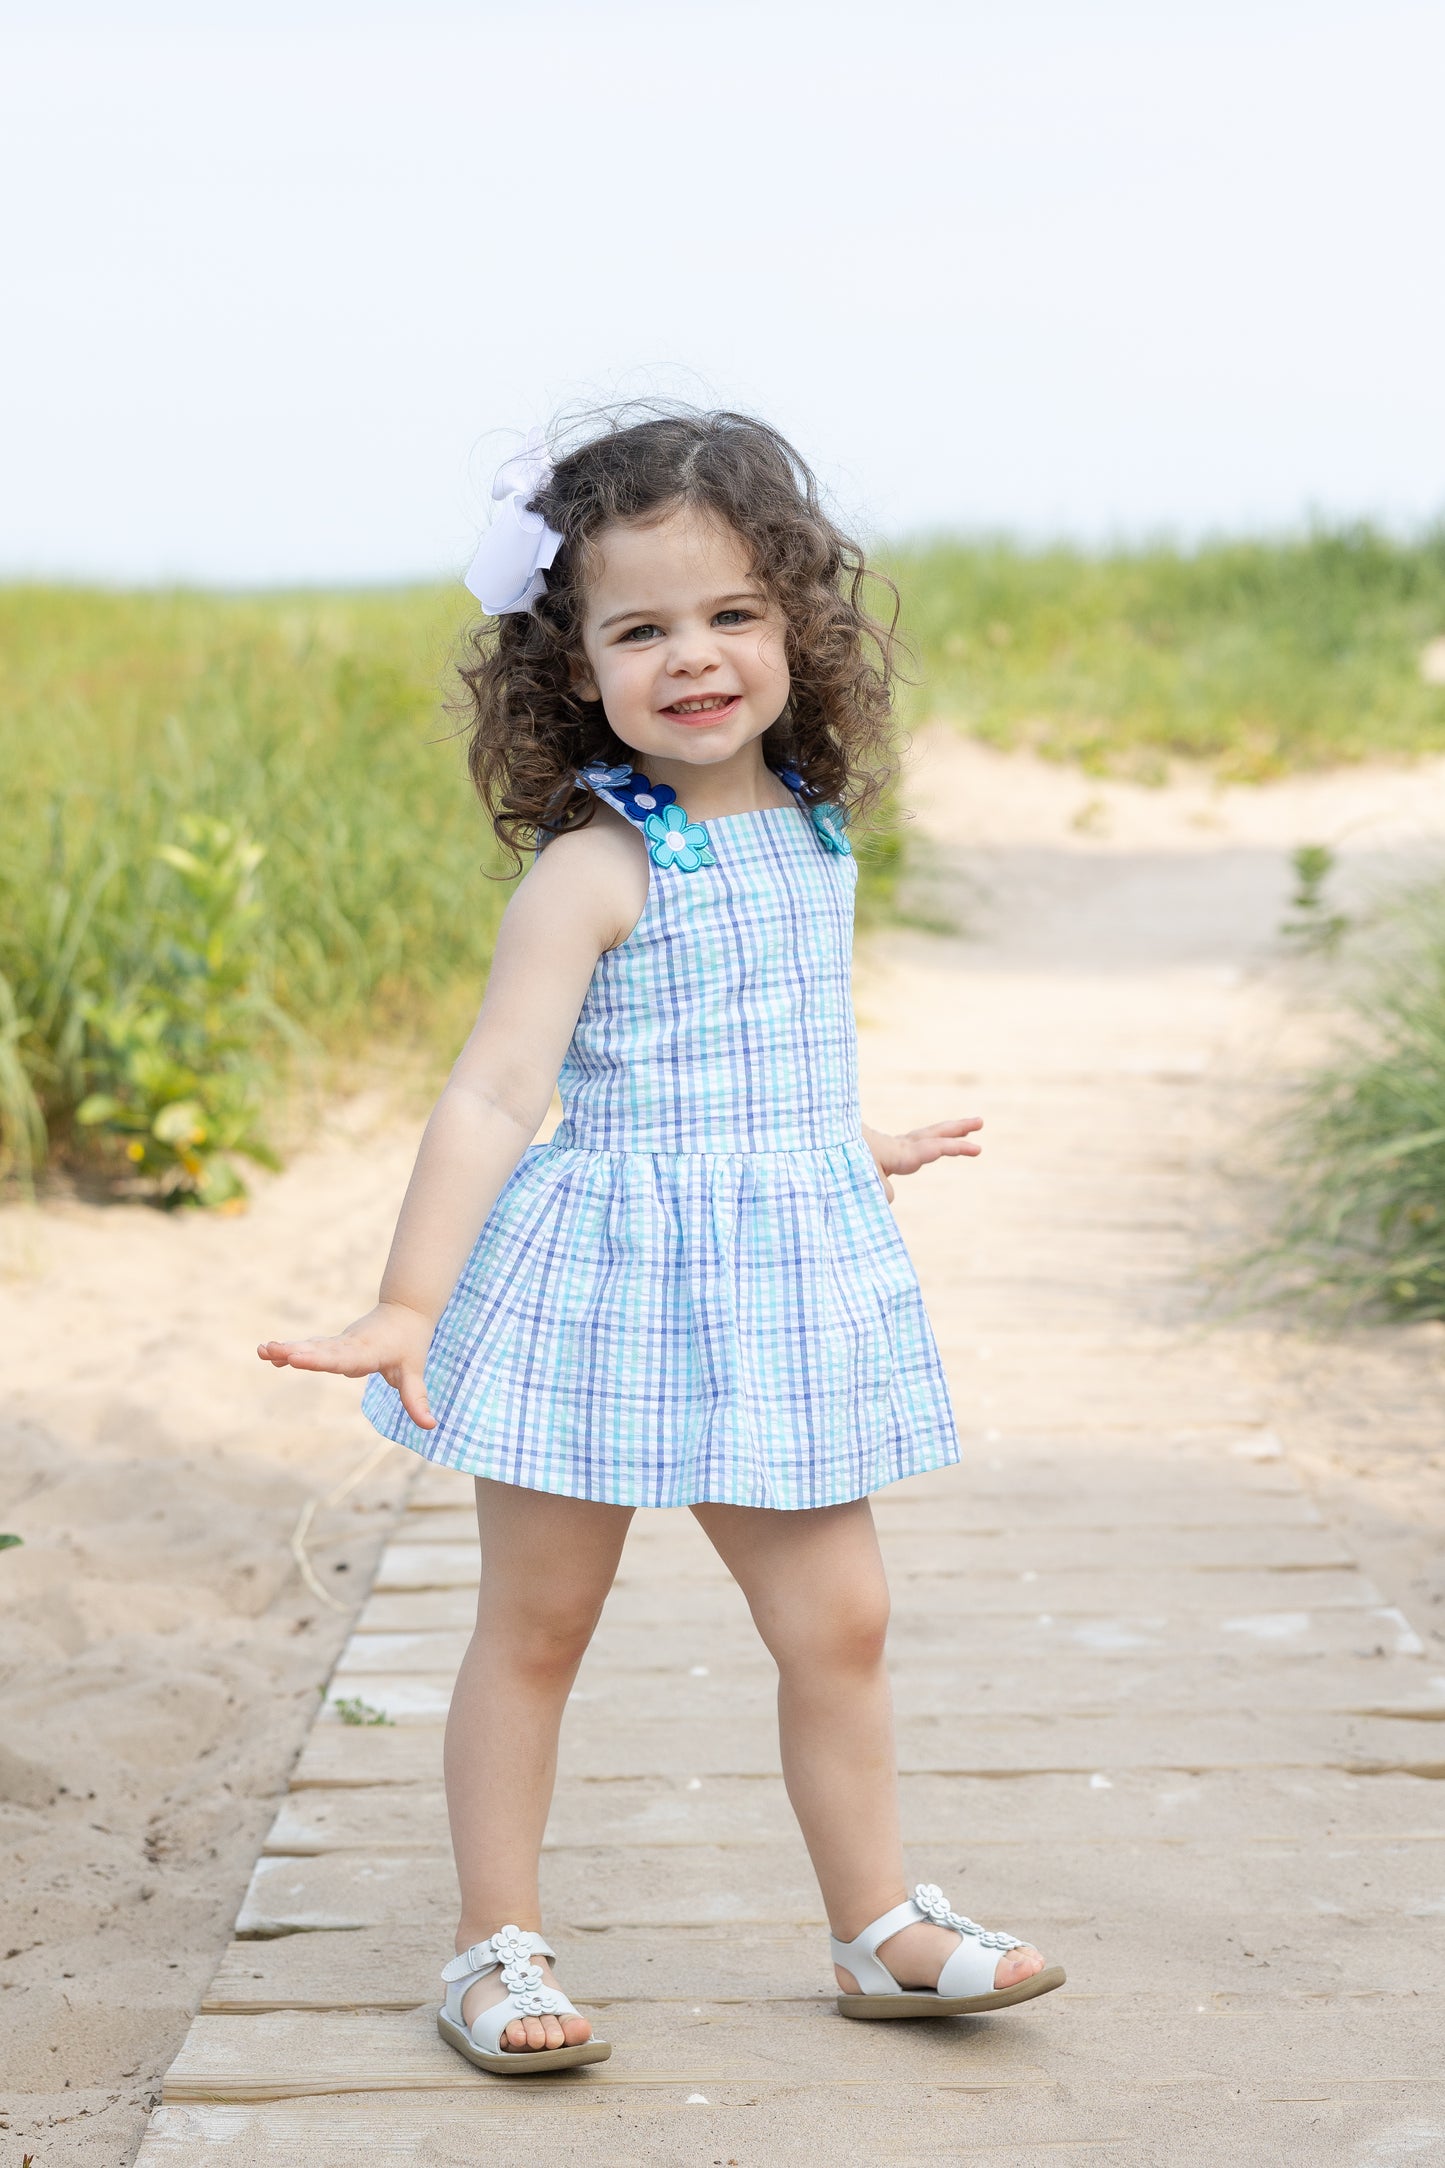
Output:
(862, 1117), (982, 1201)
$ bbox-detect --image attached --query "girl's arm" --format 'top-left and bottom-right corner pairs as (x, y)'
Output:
(257, 816), (647, 1428)
(863, 1117), (983, 1202)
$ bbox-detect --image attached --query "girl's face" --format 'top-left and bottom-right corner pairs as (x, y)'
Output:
(573, 506), (791, 770)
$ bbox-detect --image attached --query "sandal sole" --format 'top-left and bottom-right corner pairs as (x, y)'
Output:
(837, 1962), (1067, 2018)
(438, 2010), (613, 2074)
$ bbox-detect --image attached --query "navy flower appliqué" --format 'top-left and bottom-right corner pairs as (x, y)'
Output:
(581, 763), (710, 872)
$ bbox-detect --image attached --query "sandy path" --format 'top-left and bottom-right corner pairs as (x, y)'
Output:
(0, 1103), (423, 2161)
(4, 734), (1444, 2163)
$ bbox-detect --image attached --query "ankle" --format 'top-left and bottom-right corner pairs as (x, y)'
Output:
(456, 1915), (541, 1954)
(829, 1887), (910, 1945)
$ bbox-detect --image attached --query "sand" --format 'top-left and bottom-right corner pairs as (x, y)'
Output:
(3, 732), (1444, 2165)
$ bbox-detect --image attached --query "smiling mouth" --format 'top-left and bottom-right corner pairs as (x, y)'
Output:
(662, 694), (741, 719)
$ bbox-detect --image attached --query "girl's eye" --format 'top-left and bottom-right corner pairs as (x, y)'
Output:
(715, 609), (754, 626)
(618, 622), (661, 642)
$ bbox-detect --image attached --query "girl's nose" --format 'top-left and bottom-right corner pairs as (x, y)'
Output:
(665, 627), (720, 677)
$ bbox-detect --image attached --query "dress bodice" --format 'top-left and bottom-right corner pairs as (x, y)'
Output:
(551, 765), (860, 1154)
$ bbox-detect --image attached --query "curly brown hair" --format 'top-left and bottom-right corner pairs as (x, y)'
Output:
(459, 408), (900, 863)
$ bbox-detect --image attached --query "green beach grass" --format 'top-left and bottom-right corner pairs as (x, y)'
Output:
(4, 526), (1445, 1199)
(0, 584), (506, 1195)
(890, 526), (1445, 779)
(1264, 880), (1445, 1323)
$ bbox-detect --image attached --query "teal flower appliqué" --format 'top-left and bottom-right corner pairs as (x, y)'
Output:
(643, 802), (716, 872)
(809, 801), (852, 855)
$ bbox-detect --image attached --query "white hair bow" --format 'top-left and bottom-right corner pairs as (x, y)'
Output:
(464, 429), (564, 615)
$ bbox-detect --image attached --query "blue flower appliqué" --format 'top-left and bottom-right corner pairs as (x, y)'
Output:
(643, 802), (715, 871)
(808, 801), (852, 855)
(774, 761), (851, 855)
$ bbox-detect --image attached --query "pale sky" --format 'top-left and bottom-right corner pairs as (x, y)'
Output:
(3, 0), (1442, 584)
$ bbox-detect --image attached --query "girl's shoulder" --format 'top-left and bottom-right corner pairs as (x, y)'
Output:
(522, 800), (650, 952)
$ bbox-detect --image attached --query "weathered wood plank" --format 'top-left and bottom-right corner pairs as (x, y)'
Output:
(374, 1547), (1377, 1610)
(160, 1999), (1445, 2104)
(263, 1768), (1445, 1859)
(291, 1706), (1445, 1787)
(132, 2083), (1445, 2168)
(328, 1651), (1444, 1723)
(375, 1523), (1356, 1581)
(206, 1913), (1445, 2014)
(234, 1838), (1445, 1938)
(340, 1603), (1428, 1673)
(354, 1575), (1397, 1635)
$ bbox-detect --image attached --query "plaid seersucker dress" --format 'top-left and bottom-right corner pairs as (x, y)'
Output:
(361, 763), (960, 1508)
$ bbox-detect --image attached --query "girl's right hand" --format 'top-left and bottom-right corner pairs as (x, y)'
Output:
(256, 1301), (437, 1429)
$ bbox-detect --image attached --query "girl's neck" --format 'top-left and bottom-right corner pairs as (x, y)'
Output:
(632, 741), (793, 822)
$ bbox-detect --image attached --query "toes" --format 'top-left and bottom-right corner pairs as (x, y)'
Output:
(995, 1944), (1045, 1990)
(562, 2013), (592, 2047)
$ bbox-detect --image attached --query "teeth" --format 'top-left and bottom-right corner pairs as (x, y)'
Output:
(670, 697), (731, 714)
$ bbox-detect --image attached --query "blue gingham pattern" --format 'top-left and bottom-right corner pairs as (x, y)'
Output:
(362, 790), (959, 1509)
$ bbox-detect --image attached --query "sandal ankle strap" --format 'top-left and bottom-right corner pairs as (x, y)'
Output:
(441, 1925), (556, 1985)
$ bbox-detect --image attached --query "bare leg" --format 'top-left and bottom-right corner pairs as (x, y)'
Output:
(447, 1477), (633, 2052)
(692, 1496), (1045, 1995)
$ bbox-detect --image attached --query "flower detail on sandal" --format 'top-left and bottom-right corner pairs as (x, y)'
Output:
(489, 1925), (569, 2017)
(912, 1882), (1021, 1952)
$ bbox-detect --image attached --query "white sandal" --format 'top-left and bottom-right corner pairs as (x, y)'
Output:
(438, 1926), (612, 2074)
(832, 1882), (1066, 2018)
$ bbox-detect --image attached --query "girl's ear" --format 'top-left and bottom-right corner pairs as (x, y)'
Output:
(568, 652), (600, 704)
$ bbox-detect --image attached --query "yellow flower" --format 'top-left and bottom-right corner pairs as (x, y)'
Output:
(126, 1140), (146, 1163)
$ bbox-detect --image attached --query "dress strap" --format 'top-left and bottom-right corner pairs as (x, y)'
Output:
(774, 763), (853, 857)
(574, 759), (851, 864)
(577, 762), (716, 872)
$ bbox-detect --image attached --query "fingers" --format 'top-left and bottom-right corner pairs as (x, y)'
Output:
(257, 1335), (437, 1429)
(396, 1366), (437, 1431)
(256, 1336), (369, 1377)
(902, 1120), (984, 1169)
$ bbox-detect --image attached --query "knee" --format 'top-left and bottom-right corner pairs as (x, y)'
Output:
(478, 1589), (600, 1686)
(768, 1584), (891, 1682)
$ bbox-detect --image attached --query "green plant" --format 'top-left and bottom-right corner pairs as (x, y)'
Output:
(73, 817), (281, 1207)
(0, 1533), (23, 1553)
(1280, 843), (1350, 954)
(331, 1695), (394, 1727)
(0, 585), (511, 1200)
(1269, 882), (1445, 1317)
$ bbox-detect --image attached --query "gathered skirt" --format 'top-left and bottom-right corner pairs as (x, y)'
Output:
(361, 1136), (959, 1510)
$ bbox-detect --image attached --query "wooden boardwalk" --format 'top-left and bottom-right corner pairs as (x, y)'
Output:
(135, 814), (1445, 2166)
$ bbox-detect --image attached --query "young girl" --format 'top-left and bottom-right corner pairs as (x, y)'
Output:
(258, 411), (1063, 2074)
